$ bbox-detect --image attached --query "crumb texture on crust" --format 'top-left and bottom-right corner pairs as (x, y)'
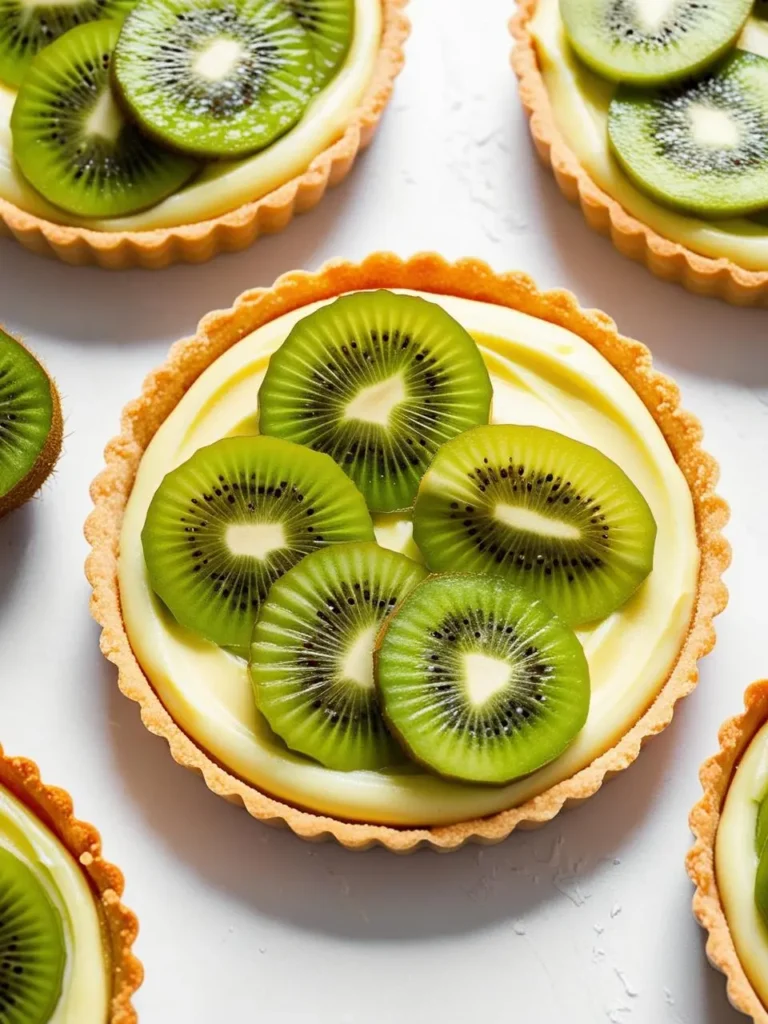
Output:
(510, 0), (768, 307)
(0, 746), (143, 1023)
(0, 0), (409, 270)
(688, 682), (768, 1023)
(85, 251), (730, 852)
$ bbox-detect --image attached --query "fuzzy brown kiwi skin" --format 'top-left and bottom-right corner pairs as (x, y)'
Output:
(0, 331), (63, 520)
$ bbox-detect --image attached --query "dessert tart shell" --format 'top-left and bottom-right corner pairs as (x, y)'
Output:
(0, 0), (409, 271)
(85, 251), (730, 852)
(688, 681), (768, 1022)
(510, 0), (768, 307)
(0, 745), (142, 1023)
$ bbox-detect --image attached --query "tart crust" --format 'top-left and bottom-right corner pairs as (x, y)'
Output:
(0, 0), (409, 270)
(510, 0), (768, 307)
(688, 681), (768, 1022)
(85, 251), (730, 852)
(0, 746), (142, 1023)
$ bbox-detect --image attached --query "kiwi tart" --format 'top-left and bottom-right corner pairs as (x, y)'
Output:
(0, 745), (141, 1022)
(0, 0), (408, 268)
(512, 1), (768, 304)
(86, 253), (728, 851)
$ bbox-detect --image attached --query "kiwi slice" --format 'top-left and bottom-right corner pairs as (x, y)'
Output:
(250, 541), (427, 771)
(0, 0), (136, 89)
(412, 425), (657, 627)
(285, 0), (353, 86)
(142, 434), (375, 650)
(10, 20), (196, 218)
(0, 847), (67, 1024)
(559, 0), (752, 86)
(608, 51), (768, 218)
(757, 792), (768, 859)
(113, 0), (316, 159)
(375, 573), (590, 785)
(0, 329), (62, 520)
(258, 291), (493, 514)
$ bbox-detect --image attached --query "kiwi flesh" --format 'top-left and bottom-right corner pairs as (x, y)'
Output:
(0, 0), (136, 89)
(285, 0), (354, 87)
(0, 847), (67, 1024)
(113, 0), (317, 159)
(0, 329), (62, 520)
(250, 541), (427, 771)
(412, 425), (657, 628)
(258, 291), (493, 514)
(142, 434), (376, 651)
(757, 792), (768, 859)
(609, 51), (768, 218)
(375, 573), (590, 785)
(11, 20), (197, 218)
(559, 0), (752, 86)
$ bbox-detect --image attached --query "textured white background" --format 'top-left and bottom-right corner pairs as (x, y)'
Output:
(0, 1), (766, 1020)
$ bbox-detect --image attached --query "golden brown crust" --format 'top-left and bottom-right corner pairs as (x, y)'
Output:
(688, 682), (768, 1022)
(0, 746), (143, 1023)
(85, 251), (730, 851)
(510, 0), (768, 306)
(0, 0), (409, 270)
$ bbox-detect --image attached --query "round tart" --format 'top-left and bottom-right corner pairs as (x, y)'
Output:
(689, 680), (768, 1022)
(0, 745), (142, 1022)
(511, 1), (768, 306)
(85, 252), (730, 851)
(0, 0), (408, 269)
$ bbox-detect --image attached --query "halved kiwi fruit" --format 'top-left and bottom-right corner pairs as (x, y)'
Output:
(559, 0), (752, 86)
(0, 0), (136, 89)
(375, 573), (590, 785)
(412, 425), (657, 627)
(0, 847), (67, 1023)
(0, 329), (62, 519)
(285, 0), (354, 86)
(258, 291), (493, 514)
(11, 20), (197, 218)
(142, 434), (375, 650)
(609, 51), (768, 218)
(250, 541), (427, 771)
(113, 0), (317, 159)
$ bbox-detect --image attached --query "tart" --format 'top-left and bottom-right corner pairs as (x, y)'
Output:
(511, 1), (768, 306)
(85, 251), (730, 852)
(0, 745), (141, 1022)
(689, 680), (768, 1022)
(0, 0), (408, 269)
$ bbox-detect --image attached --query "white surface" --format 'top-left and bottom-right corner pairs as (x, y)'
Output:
(0, 2), (764, 1020)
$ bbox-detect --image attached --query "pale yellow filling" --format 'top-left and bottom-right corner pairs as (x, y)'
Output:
(717, 721), (768, 1010)
(0, 784), (109, 1022)
(530, 1), (768, 271)
(0, 0), (380, 231)
(118, 291), (699, 827)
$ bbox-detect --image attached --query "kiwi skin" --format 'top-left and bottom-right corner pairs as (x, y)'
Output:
(0, 331), (63, 520)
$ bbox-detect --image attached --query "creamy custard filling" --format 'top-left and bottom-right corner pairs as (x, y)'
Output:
(530, 0), (768, 271)
(0, 0), (380, 231)
(717, 722), (768, 1010)
(0, 785), (110, 1022)
(118, 291), (699, 827)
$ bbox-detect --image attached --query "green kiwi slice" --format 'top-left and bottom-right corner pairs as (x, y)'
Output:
(142, 434), (375, 650)
(258, 291), (493, 514)
(0, 329), (62, 519)
(10, 20), (197, 219)
(250, 541), (427, 771)
(559, 0), (752, 86)
(0, 847), (67, 1024)
(375, 573), (590, 785)
(608, 51), (768, 218)
(757, 791), (768, 859)
(284, 0), (354, 86)
(113, 0), (317, 159)
(412, 425), (657, 627)
(0, 0), (136, 89)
